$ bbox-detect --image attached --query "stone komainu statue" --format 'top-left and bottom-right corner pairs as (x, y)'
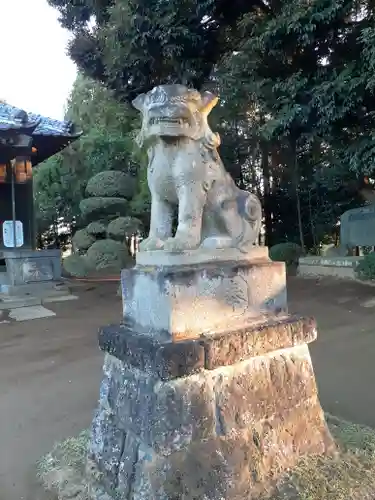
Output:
(132, 84), (262, 252)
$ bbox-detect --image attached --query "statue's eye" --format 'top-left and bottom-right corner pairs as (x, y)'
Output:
(188, 90), (200, 101)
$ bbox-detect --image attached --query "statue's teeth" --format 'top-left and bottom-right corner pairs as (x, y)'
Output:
(149, 117), (187, 125)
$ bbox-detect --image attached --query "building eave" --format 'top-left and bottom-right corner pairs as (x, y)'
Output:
(0, 103), (82, 165)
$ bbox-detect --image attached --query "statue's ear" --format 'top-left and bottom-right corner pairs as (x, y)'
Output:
(132, 93), (146, 112)
(200, 91), (219, 115)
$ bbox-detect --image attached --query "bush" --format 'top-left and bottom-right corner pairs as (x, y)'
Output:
(62, 254), (90, 278)
(270, 242), (303, 267)
(85, 171), (136, 199)
(86, 221), (107, 236)
(86, 239), (130, 271)
(79, 197), (128, 221)
(107, 216), (143, 241)
(355, 252), (375, 280)
(71, 229), (95, 253)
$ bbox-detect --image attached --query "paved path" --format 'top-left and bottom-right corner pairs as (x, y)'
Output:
(2, 277), (375, 499)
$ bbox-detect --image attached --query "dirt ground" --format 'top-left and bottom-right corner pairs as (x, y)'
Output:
(0, 282), (122, 500)
(2, 276), (375, 499)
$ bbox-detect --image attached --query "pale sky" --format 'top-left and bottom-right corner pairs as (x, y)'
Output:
(0, 0), (77, 120)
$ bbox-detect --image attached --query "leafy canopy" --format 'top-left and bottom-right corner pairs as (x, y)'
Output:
(47, 0), (270, 101)
(34, 74), (147, 237)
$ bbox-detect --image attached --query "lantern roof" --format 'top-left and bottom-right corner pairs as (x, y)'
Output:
(0, 103), (82, 166)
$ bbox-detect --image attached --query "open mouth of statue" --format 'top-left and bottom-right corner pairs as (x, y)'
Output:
(149, 117), (189, 126)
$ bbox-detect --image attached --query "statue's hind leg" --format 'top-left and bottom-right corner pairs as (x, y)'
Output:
(200, 210), (232, 249)
(220, 203), (252, 250)
(205, 188), (260, 251)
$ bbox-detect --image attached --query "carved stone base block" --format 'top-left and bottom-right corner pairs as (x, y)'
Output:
(0, 248), (63, 295)
(3, 249), (62, 285)
(88, 316), (334, 500)
(121, 249), (287, 339)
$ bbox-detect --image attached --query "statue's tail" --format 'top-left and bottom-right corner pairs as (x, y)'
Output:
(236, 191), (262, 251)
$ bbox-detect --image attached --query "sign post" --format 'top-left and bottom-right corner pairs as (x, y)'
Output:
(2, 220), (24, 248)
(10, 159), (17, 249)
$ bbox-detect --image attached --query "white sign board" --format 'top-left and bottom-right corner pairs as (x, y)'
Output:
(2, 220), (24, 248)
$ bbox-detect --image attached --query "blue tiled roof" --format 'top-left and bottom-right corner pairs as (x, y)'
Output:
(0, 103), (80, 137)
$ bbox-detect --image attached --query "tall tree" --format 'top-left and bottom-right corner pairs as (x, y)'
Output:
(214, 0), (375, 247)
(48, 0), (375, 249)
(34, 74), (147, 243)
(47, 0), (271, 101)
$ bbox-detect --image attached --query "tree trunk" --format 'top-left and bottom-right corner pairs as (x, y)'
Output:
(308, 189), (316, 248)
(290, 138), (305, 252)
(235, 122), (245, 189)
(261, 141), (273, 247)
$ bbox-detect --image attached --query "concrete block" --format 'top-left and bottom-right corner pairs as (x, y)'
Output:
(298, 256), (363, 279)
(8, 305), (56, 321)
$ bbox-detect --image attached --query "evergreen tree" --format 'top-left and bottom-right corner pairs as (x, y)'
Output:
(47, 0), (270, 101)
(34, 74), (148, 243)
(47, 0), (375, 250)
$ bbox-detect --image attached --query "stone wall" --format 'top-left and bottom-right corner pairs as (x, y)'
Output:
(298, 256), (363, 279)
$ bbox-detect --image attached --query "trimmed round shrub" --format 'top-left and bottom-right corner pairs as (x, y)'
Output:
(71, 229), (95, 253)
(86, 221), (107, 236)
(355, 253), (375, 280)
(85, 171), (136, 199)
(62, 254), (90, 278)
(79, 197), (128, 221)
(86, 239), (130, 271)
(269, 242), (303, 267)
(107, 216), (143, 241)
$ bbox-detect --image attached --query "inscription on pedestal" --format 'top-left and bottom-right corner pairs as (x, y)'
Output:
(22, 259), (54, 282)
(3, 249), (61, 286)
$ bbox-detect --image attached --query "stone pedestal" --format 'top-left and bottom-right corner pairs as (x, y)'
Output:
(0, 248), (63, 295)
(122, 247), (287, 339)
(88, 248), (334, 500)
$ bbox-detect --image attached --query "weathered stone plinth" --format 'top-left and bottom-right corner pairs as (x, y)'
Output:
(88, 248), (333, 499)
(88, 317), (334, 500)
(122, 248), (287, 340)
(1, 248), (63, 295)
(298, 255), (363, 280)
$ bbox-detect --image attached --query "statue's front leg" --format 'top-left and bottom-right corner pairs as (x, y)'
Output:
(163, 183), (206, 251)
(139, 196), (173, 251)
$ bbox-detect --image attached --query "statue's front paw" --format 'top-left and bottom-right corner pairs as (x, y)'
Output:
(139, 236), (165, 251)
(162, 234), (200, 252)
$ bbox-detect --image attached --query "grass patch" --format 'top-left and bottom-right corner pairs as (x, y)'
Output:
(37, 430), (90, 500)
(269, 414), (375, 500)
(38, 416), (375, 500)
